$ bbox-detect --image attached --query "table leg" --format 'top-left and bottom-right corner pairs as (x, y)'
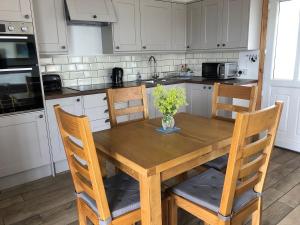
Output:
(139, 173), (162, 225)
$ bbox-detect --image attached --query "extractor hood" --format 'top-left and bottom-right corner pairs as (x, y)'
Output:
(65, 0), (117, 25)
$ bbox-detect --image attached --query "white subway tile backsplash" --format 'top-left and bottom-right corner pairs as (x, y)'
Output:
(53, 56), (68, 64)
(62, 64), (76, 72)
(76, 64), (90, 71)
(68, 56), (82, 63)
(40, 51), (240, 87)
(46, 65), (61, 72)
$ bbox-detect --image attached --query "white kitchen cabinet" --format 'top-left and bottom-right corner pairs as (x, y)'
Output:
(112, 0), (141, 52)
(187, 2), (202, 50)
(171, 3), (187, 51)
(201, 0), (223, 50)
(187, 0), (262, 51)
(46, 96), (83, 164)
(65, 0), (117, 23)
(33, 0), (68, 54)
(0, 0), (32, 22)
(0, 111), (50, 178)
(140, 0), (172, 51)
(187, 84), (213, 118)
(82, 93), (111, 132)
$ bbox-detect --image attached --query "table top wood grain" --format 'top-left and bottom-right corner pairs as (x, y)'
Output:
(93, 113), (234, 176)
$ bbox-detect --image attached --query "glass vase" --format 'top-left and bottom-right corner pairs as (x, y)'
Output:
(162, 114), (175, 130)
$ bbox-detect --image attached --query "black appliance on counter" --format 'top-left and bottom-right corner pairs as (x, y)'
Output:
(202, 62), (239, 80)
(42, 74), (62, 92)
(0, 21), (43, 115)
(111, 67), (123, 86)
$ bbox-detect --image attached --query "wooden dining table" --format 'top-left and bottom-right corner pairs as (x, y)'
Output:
(93, 113), (235, 225)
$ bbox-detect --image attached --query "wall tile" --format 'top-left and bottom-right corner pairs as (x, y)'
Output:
(63, 79), (78, 87)
(76, 64), (90, 71)
(84, 71), (98, 78)
(69, 71), (85, 79)
(53, 56), (68, 64)
(82, 56), (96, 63)
(78, 78), (92, 85)
(46, 65), (61, 72)
(68, 56), (82, 63)
(39, 58), (53, 65)
(62, 64), (76, 72)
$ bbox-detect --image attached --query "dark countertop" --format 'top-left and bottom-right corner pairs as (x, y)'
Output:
(44, 77), (258, 100)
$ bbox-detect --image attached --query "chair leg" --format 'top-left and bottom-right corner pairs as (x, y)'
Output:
(252, 197), (262, 225)
(169, 196), (178, 225)
(77, 199), (87, 225)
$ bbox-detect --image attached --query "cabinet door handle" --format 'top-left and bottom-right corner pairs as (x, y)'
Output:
(105, 119), (110, 123)
(115, 46), (120, 50)
(203, 86), (207, 89)
(39, 114), (43, 119)
(76, 98), (80, 102)
(93, 15), (97, 19)
(208, 86), (212, 90)
(103, 96), (107, 101)
(222, 43), (226, 47)
(142, 46), (147, 49)
(104, 109), (109, 113)
(187, 45), (190, 49)
(24, 14), (30, 19)
(217, 44), (220, 47)
(61, 45), (66, 49)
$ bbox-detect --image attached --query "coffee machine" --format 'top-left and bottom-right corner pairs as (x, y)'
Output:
(111, 67), (123, 86)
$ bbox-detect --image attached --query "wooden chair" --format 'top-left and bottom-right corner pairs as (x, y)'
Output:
(169, 101), (283, 225)
(54, 105), (141, 225)
(106, 85), (149, 127)
(203, 83), (258, 172)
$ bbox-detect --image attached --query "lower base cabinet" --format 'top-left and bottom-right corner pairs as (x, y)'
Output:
(0, 110), (50, 178)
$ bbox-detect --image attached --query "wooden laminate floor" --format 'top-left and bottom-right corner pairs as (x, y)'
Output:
(1, 147), (300, 225)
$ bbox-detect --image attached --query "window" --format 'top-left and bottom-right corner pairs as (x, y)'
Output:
(273, 0), (300, 80)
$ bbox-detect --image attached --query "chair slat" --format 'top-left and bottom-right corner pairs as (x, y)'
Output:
(243, 135), (272, 158)
(218, 85), (255, 100)
(66, 137), (87, 160)
(238, 154), (266, 179)
(72, 155), (90, 182)
(235, 172), (262, 197)
(217, 103), (249, 113)
(58, 110), (82, 139)
(246, 106), (279, 137)
(75, 173), (95, 198)
(110, 86), (144, 102)
(115, 105), (145, 116)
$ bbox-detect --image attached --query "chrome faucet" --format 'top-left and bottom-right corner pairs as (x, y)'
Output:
(148, 56), (159, 80)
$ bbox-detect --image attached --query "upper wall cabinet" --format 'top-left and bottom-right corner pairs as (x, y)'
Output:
(140, 0), (172, 51)
(201, 0), (223, 49)
(187, 0), (262, 51)
(187, 2), (202, 50)
(0, 0), (32, 22)
(172, 3), (187, 51)
(33, 0), (68, 54)
(66, 0), (117, 23)
(113, 0), (141, 52)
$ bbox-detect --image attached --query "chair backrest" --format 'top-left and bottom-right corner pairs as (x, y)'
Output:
(211, 83), (258, 121)
(106, 85), (149, 127)
(54, 105), (111, 221)
(219, 101), (283, 216)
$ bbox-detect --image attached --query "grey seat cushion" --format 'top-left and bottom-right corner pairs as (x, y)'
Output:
(204, 155), (228, 171)
(78, 173), (140, 219)
(172, 168), (258, 214)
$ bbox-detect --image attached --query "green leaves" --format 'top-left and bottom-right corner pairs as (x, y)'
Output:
(153, 85), (188, 116)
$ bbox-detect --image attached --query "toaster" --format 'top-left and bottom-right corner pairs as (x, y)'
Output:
(42, 74), (62, 92)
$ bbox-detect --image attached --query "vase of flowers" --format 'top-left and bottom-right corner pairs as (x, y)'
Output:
(153, 85), (187, 130)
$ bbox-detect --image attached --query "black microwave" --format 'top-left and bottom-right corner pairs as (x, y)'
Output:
(202, 62), (239, 80)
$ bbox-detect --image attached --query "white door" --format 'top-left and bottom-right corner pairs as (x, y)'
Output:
(0, 111), (50, 177)
(201, 0), (223, 49)
(0, 0), (32, 22)
(46, 97), (83, 163)
(187, 2), (202, 50)
(222, 0), (250, 48)
(140, 0), (172, 51)
(113, 0), (141, 52)
(33, 0), (68, 53)
(171, 3), (187, 51)
(263, 0), (300, 152)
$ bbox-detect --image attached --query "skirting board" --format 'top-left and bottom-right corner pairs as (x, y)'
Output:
(54, 160), (70, 174)
(0, 164), (52, 190)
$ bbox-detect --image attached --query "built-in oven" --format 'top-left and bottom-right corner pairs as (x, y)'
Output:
(0, 21), (43, 115)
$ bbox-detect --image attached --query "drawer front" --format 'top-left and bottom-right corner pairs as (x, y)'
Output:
(83, 93), (107, 108)
(85, 106), (109, 121)
(90, 119), (111, 132)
